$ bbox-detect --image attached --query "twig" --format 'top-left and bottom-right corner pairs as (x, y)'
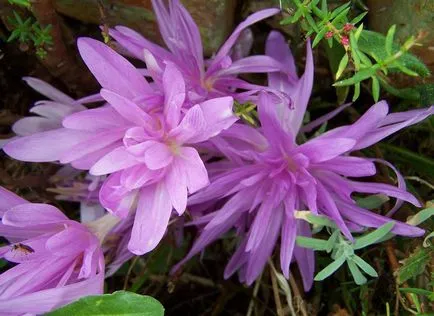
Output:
(289, 273), (308, 316)
(270, 263), (284, 316)
(123, 256), (139, 290)
(247, 272), (263, 316)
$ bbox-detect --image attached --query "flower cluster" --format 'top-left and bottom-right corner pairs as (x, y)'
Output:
(1, 0), (433, 313)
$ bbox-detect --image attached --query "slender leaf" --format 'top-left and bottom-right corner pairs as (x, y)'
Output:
(406, 207), (434, 226)
(353, 222), (395, 250)
(352, 255), (378, 277)
(296, 236), (329, 251)
(396, 248), (432, 284)
(315, 254), (346, 281)
(372, 76), (380, 101)
(347, 259), (367, 285)
(336, 54), (349, 80)
(334, 66), (378, 87)
(385, 25), (396, 56)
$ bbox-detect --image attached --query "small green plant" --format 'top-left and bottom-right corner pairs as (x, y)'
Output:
(280, 0), (430, 102)
(7, 11), (53, 59)
(295, 202), (434, 286)
(295, 211), (394, 285)
(7, 0), (53, 59)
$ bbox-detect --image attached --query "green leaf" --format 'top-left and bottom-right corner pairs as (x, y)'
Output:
(330, 2), (350, 20)
(371, 77), (380, 101)
(315, 255), (346, 281)
(406, 207), (434, 226)
(351, 255), (378, 277)
(399, 288), (434, 302)
(354, 23), (364, 40)
(353, 222), (395, 250)
(46, 291), (164, 316)
(385, 25), (396, 56)
(326, 229), (340, 253)
(352, 82), (360, 101)
(296, 236), (329, 251)
(8, 0), (30, 7)
(335, 54), (349, 80)
(347, 259), (367, 285)
(423, 231), (434, 248)
(334, 66), (378, 87)
(396, 248), (432, 284)
(355, 194), (389, 210)
(312, 27), (327, 48)
(350, 12), (367, 25)
(358, 30), (430, 77)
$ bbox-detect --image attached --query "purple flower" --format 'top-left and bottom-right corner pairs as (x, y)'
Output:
(109, 0), (283, 103)
(4, 38), (238, 255)
(173, 32), (432, 289)
(12, 77), (97, 137)
(0, 187), (104, 315)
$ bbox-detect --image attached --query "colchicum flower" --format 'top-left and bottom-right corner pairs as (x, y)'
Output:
(109, 0), (283, 103)
(0, 186), (105, 315)
(173, 31), (433, 289)
(4, 37), (238, 255)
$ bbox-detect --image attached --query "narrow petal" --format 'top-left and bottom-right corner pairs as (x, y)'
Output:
(164, 159), (187, 215)
(216, 55), (284, 77)
(266, 31), (297, 84)
(3, 203), (68, 227)
(99, 173), (137, 218)
(90, 146), (140, 176)
(179, 147), (209, 193)
(3, 128), (90, 162)
(59, 129), (126, 164)
(186, 97), (237, 144)
(63, 107), (129, 131)
(128, 183), (172, 254)
(212, 8), (280, 64)
(297, 137), (356, 163)
(170, 104), (206, 144)
(280, 201), (296, 278)
(12, 117), (60, 136)
(337, 199), (425, 237)
(23, 77), (75, 104)
(0, 187), (28, 217)
(163, 62), (186, 129)
(313, 156), (376, 177)
(100, 89), (153, 127)
(77, 37), (151, 99)
(285, 40), (314, 136)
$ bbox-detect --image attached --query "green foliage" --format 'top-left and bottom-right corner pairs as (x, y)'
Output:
(396, 247), (432, 284)
(296, 212), (396, 285)
(7, 11), (53, 59)
(8, 0), (30, 7)
(46, 291), (164, 316)
(280, 0), (430, 102)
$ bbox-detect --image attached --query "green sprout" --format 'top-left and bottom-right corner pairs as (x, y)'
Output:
(295, 201), (434, 285)
(280, 0), (430, 102)
(7, 11), (32, 43)
(6, 11), (53, 59)
(295, 212), (394, 285)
